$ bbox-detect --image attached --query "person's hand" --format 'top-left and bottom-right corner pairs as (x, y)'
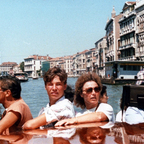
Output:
(55, 118), (77, 127)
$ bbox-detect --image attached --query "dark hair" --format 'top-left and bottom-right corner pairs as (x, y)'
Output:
(100, 85), (107, 98)
(0, 75), (21, 99)
(64, 85), (74, 102)
(74, 72), (102, 109)
(43, 67), (67, 85)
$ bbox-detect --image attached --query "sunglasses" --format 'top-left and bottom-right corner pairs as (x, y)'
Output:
(83, 87), (100, 94)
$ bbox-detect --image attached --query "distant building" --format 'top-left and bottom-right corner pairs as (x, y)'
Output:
(72, 50), (88, 76)
(63, 55), (73, 77)
(95, 37), (107, 77)
(85, 48), (96, 73)
(135, 0), (144, 61)
(24, 55), (51, 77)
(105, 7), (122, 62)
(41, 61), (50, 75)
(0, 62), (17, 75)
(49, 57), (63, 68)
(118, 2), (136, 61)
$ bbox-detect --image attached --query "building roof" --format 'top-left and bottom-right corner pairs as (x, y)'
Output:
(0, 62), (17, 66)
(24, 55), (52, 60)
(122, 1), (136, 11)
(50, 57), (64, 61)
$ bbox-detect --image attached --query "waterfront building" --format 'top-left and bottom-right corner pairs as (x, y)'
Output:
(85, 48), (96, 73)
(104, 7), (122, 78)
(95, 37), (107, 77)
(24, 55), (51, 77)
(0, 62), (17, 75)
(72, 50), (88, 76)
(71, 53), (77, 77)
(12, 64), (21, 74)
(63, 55), (73, 77)
(41, 61), (50, 75)
(105, 7), (122, 62)
(104, 1), (144, 80)
(135, 0), (144, 61)
(49, 57), (63, 68)
(119, 2), (136, 61)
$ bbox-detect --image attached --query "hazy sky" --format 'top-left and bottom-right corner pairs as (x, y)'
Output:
(0, 0), (134, 64)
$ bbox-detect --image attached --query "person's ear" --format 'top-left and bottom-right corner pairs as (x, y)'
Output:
(4, 90), (11, 98)
(80, 93), (84, 98)
(64, 84), (67, 91)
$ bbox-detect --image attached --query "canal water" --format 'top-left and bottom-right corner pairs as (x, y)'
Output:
(0, 77), (123, 118)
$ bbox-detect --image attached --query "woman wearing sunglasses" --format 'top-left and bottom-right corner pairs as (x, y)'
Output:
(55, 72), (115, 127)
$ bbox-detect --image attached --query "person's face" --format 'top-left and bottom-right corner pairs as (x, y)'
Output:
(86, 127), (105, 144)
(45, 76), (67, 105)
(81, 81), (100, 109)
(100, 92), (109, 103)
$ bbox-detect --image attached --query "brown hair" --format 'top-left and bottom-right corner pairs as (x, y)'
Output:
(43, 67), (67, 85)
(74, 72), (102, 109)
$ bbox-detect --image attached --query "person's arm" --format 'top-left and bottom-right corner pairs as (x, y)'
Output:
(23, 113), (46, 130)
(0, 134), (23, 143)
(0, 111), (20, 134)
(55, 111), (108, 126)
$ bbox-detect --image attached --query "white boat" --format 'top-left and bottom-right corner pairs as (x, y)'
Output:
(14, 72), (28, 82)
(32, 76), (39, 80)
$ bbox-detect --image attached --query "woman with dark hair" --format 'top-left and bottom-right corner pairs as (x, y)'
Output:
(55, 72), (115, 127)
(100, 85), (109, 103)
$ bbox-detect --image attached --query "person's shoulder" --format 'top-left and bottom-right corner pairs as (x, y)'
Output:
(99, 103), (113, 107)
(58, 98), (73, 105)
(99, 103), (113, 110)
(126, 106), (142, 113)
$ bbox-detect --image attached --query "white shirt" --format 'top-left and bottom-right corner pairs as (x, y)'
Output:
(125, 106), (144, 124)
(116, 110), (126, 122)
(39, 96), (75, 125)
(76, 103), (115, 122)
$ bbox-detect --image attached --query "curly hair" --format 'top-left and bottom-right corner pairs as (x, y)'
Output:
(74, 72), (102, 109)
(43, 67), (67, 85)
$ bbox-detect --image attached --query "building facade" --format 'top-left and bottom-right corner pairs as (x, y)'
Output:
(119, 2), (136, 61)
(135, 0), (144, 61)
(105, 7), (122, 62)
(0, 62), (17, 75)
(95, 37), (107, 77)
(24, 55), (51, 77)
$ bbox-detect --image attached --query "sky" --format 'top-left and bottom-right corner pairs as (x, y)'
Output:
(0, 0), (135, 64)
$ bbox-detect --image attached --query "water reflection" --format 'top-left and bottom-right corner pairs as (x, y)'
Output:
(78, 127), (107, 144)
(0, 122), (143, 143)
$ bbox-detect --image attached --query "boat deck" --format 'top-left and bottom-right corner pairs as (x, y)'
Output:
(0, 122), (144, 143)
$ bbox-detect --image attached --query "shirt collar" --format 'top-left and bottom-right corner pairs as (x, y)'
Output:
(55, 96), (65, 104)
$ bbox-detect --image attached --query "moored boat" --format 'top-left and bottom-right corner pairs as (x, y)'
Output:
(14, 72), (28, 82)
(32, 76), (39, 80)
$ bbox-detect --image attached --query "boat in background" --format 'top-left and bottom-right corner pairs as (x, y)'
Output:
(14, 72), (28, 82)
(32, 76), (39, 80)
(32, 71), (39, 80)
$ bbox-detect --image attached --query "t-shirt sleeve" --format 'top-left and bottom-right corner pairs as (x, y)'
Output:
(7, 102), (24, 120)
(96, 103), (114, 122)
(44, 99), (75, 123)
(125, 106), (144, 124)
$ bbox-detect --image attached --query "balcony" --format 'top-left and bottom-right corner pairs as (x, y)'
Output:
(119, 43), (135, 50)
(24, 62), (33, 66)
(118, 55), (136, 61)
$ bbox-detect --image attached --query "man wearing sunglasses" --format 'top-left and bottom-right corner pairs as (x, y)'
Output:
(55, 72), (115, 126)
